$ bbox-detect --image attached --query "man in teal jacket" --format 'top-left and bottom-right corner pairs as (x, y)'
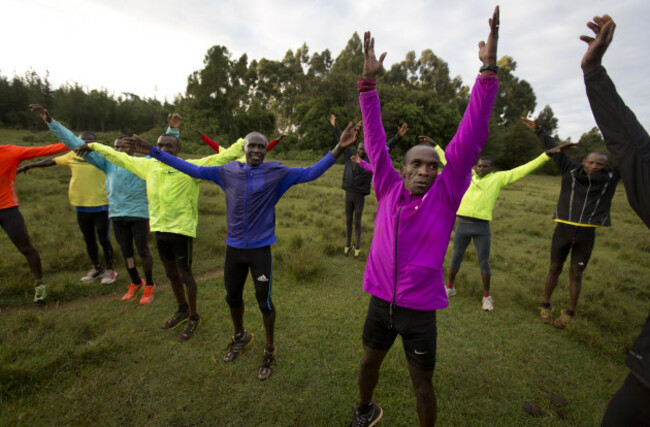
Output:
(446, 138), (575, 311)
(76, 120), (244, 342)
(30, 104), (163, 305)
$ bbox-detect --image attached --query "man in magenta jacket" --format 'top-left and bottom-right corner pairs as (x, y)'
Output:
(349, 8), (500, 426)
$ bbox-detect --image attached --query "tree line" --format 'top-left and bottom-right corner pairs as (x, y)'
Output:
(1, 32), (606, 166)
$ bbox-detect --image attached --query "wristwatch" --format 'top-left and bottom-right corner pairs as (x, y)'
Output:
(479, 64), (499, 73)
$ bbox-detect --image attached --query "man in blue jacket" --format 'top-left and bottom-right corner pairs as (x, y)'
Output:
(30, 104), (159, 305)
(132, 124), (360, 380)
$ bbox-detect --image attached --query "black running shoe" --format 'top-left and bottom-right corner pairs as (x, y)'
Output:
(178, 316), (201, 342)
(257, 347), (276, 380)
(162, 310), (189, 329)
(223, 331), (255, 362)
(350, 402), (383, 427)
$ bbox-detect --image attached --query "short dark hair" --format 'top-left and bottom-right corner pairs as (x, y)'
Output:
(161, 133), (180, 146)
(79, 131), (97, 142)
(477, 156), (494, 165)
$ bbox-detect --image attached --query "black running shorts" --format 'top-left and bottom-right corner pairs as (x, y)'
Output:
(155, 232), (193, 267)
(550, 222), (596, 268)
(362, 295), (437, 371)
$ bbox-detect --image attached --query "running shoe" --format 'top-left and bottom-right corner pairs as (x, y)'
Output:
(34, 284), (47, 303)
(178, 316), (201, 342)
(354, 248), (361, 258)
(162, 310), (189, 329)
(100, 269), (118, 285)
(257, 347), (277, 381)
(482, 296), (494, 312)
(344, 246), (352, 257)
(349, 402), (383, 427)
(553, 309), (573, 329)
(80, 267), (102, 283)
(121, 279), (145, 301)
(223, 331), (255, 362)
(539, 306), (553, 324)
(446, 285), (456, 297)
(139, 284), (155, 305)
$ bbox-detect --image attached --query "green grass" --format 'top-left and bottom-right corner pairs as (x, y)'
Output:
(1, 128), (649, 425)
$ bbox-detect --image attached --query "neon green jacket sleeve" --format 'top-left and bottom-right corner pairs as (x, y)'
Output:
(456, 152), (549, 221)
(89, 143), (153, 180)
(436, 145), (447, 166)
(191, 139), (244, 166)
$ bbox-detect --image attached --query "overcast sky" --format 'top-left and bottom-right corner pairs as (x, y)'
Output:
(2, 0), (648, 140)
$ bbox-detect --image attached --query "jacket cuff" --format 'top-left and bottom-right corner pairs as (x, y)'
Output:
(584, 65), (606, 81)
(357, 79), (376, 92)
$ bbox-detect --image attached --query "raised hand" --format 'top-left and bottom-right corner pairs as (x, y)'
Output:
(29, 104), (53, 123)
(418, 135), (437, 147)
(75, 143), (94, 158)
(545, 142), (578, 157)
(397, 123), (409, 137)
(190, 124), (203, 135)
(330, 114), (337, 128)
(132, 134), (154, 155)
(167, 113), (182, 129)
(274, 134), (287, 143)
(478, 6), (499, 66)
(580, 15), (616, 73)
(17, 165), (31, 174)
(350, 155), (362, 164)
(520, 116), (539, 132)
(363, 31), (387, 79)
(339, 121), (361, 149)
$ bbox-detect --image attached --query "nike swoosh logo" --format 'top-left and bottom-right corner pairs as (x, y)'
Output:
(414, 350), (428, 355)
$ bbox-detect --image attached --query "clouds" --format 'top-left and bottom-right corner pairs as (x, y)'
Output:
(3, 0), (649, 140)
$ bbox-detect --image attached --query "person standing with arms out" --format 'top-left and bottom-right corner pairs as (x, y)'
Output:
(132, 122), (360, 380)
(332, 114), (408, 258)
(189, 124), (286, 161)
(29, 104), (159, 305)
(19, 133), (117, 286)
(576, 14), (650, 425)
(75, 120), (244, 342)
(349, 7), (500, 425)
(0, 140), (68, 302)
(522, 114), (620, 329)
(445, 139), (576, 312)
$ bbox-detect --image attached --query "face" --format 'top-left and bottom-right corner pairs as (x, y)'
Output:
(475, 159), (493, 178)
(582, 153), (608, 175)
(244, 134), (267, 166)
(78, 132), (97, 143)
(357, 143), (365, 157)
(156, 135), (180, 156)
(114, 138), (134, 155)
(401, 145), (440, 195)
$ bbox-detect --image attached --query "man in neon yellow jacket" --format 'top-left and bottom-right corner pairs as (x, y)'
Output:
(76, 121), (244, 342)
(446, 138), (575, 311)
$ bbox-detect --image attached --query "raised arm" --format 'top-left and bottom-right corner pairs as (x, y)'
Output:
(81, 142), (151, 180)
(351, 155), (373, 173)
(267, 134), (286, 152)
(581, 15), (650, 227)
(522, 117), (578, 174)
(438, 6), (500, 204)
(331, 114), (342, 143)
(190, 125), (220, 153)
(387, 122), (408, 151)
(29, 104), (109, 172)
(17, 158), (56, 174)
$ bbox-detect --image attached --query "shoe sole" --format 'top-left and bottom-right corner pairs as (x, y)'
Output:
(162, 317), (189, 330)
(139, 296), (154, 305)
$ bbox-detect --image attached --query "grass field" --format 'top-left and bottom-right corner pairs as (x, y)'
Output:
(1, 129), (649, 426)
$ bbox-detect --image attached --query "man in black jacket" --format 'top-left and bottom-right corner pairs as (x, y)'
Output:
(330, 114), (408, 257)
(522, 118), (620, 329)
(578, 14), (650, 425)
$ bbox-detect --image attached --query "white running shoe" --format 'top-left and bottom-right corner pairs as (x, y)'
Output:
(100, 269), (118, 285)
(446, 287), (456, 297)
(80, 267), (102, 282)
(482, 296), (494, 312)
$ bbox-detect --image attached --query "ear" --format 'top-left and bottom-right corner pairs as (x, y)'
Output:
(400, 164), (406, 177)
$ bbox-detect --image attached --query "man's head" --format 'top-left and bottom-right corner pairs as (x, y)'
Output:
(243, 132), (268, 166)
(582, 151), (608, 175)
(156, 133), (181, 157)
(78, 131), (97, 143)
(401, 144), (441, 195)
(357, 142), (366, 157)
(475, 156), (494, 178)
(114, 136), (134, 155)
